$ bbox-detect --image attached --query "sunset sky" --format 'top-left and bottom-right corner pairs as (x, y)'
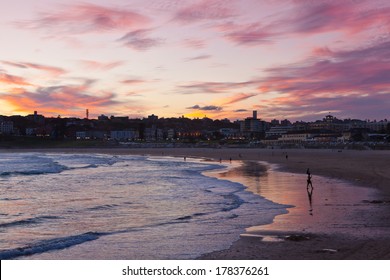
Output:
(0, 0), (389, 121)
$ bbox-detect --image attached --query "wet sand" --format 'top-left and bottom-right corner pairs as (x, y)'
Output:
(2, 147), (390, 259)
(201, 161), (390, 259)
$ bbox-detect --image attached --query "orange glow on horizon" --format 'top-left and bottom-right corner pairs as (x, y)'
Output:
(184, 111), (210, 119)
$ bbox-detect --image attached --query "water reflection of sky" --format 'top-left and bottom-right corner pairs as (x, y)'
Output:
(213, 161), (383, 236)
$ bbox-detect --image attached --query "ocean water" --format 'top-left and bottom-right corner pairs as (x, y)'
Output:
(0, 153), (287, 259)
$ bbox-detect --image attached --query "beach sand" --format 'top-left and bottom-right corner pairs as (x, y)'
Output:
(201, 160), (390, 259)
(2, 147), (390, 259)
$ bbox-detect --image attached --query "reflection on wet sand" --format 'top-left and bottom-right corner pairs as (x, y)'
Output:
(307, 185), (314, 216)
(216, 161), (267, 197)
(208, 160), (381, 237)
(306, 168), (314, 216)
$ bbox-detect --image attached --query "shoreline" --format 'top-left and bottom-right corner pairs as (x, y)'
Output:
(3, 147), (389, 194)
(201, 161), (390, 259)
(2, 147), (390, 259)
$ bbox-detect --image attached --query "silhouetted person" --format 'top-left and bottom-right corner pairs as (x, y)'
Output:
(307, 173), (313, 189)
(184, 156), (186, 161)
(229, 157), (232, 163)
(286, 154), (288, 160)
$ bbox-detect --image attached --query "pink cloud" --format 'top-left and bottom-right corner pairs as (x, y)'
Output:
(311, 47), (334, 57)
(220, 22), (274, 45)
(270, 2), (388, 37)
(2, 81), (120, 117)
(186, 54), (211, 61)
(260, 92), (389, 121)
(2, 61), (67, 76)
(1, 61), (28, 69)
(119, 29), (162, 50)
(283, 2), (353, 35)
(256, 40), (390, 119)
(0, 72), (31, 86)
(79, 60), (123, 71)
(182, 38), (207, 49)
(179, 80), (256, 94)
(260, 40), (390, 95)
(221, 93), (256, 105)
(174, 0), (236, 23)
(350, 6), (390, 34)
(219, 1), (390, 46)
(121, 79), (147, 85)
(23, 63), (66, 76)
(18, 3), (150, 35)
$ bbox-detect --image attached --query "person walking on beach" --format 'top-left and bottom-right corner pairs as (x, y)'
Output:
(307, 171), (313, 189)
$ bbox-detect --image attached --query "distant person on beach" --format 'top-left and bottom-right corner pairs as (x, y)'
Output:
(307, 172), (313, 189)
(184, 156), (186, 161)
(286, 154), (288, 160)
(229, 157), (232, 163)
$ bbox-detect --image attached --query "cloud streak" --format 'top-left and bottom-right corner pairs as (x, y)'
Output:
(187, 105), (222, 111)
(17, 3), (150, 35)
(221, 93), (256, 105)
(220, 22), (274, 45)
(174, 0), (236, 23)
(182, 38), (207, 49)
(179, 80), (256, 94)
(119, 29), (162, 50)
(281, 2), (390, 35)
(2, 61), (67, 76)
(121, 79), (147, 85)
(78, 60), (123, 71)
(186, 54), (211, 61)
(0, 72), (31, 86)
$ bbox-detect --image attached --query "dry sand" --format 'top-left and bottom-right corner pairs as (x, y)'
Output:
(3, 147), (390, 259)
